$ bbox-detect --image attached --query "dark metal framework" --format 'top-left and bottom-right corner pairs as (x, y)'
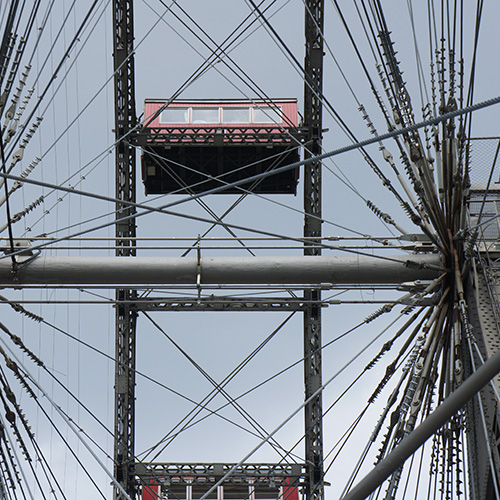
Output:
(141, 144), (300, 195)
(112, 0), (138, 498)
(303, 2), (325, 500)
(110, 0), (326, 497)
(465, 262), (500, 499)
(133, 297), (317, 312)
(139, 126), (303, 195)
(139, 126), (304, 145)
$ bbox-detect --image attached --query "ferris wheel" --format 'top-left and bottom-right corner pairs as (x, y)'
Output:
(0, 1), (499, 500)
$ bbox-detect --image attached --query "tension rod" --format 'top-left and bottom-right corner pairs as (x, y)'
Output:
(340, 345), (500, 500)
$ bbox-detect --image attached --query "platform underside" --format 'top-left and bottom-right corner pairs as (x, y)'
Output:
(141, 144), (300, 195)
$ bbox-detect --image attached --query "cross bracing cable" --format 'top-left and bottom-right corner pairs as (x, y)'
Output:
(0, 323), (135, 499)
(149, 0), (297, 129)
(141, 311), (303, 464)
(245, 0), (415, 221)
(37, 313), (306, 462)
(138, 292), (436, 482)
(12, 311), (304, 499)
(0, 0), (410, 244)
(141, 0), (398, 235)
(0, 168), (445, 271)
(34, 306), (328, 470)
(140, 148), (260, 257)
(137, 2), (302, 149)
(139, 0), (302, 140)
(1, 93), (497, 264)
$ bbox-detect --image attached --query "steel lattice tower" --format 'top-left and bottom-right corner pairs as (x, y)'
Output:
(112, 0), (138, 498)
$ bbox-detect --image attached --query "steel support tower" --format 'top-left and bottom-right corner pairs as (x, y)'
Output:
(110, 1), (327, 499)
(303, 2), (325, 500)
(112, 0), (138, 498)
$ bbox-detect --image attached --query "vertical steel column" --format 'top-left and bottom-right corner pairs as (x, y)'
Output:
(303, 2), (324, 500)
(465, 267), (500, 500)
(112, 1), (137, 498)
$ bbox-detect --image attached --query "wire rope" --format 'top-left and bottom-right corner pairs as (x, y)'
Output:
(0, 167), (442, 269)
(0, 91), (496, 263)
(140, 311), (301, 463)
(0, 2), (498, 498)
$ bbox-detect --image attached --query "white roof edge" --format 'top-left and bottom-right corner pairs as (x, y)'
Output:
(144, 98), (298, 104)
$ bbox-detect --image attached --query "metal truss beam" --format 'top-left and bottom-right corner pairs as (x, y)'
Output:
(112, 0), (137, 498)
(303, 2), (325, 500)
(133, 297), (317, 312)
(135, 462), (303, 480)
(138, 125), (305, 145)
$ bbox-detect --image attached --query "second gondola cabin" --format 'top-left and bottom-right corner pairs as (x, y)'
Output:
(139, 99), (303, 195)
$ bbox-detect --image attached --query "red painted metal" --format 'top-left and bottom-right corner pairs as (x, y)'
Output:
(282, 477), (300, 500)
(139, 99), (302, 195)
(141, 480), (160, 500)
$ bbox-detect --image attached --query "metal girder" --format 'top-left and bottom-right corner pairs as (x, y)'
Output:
(138, 126), (305, 145)
(135, 462), (303, 480)
(303, 2), (325, 500)
(112, 0), (137, 498)
(464, 264), (500, 500)
(132, 297), (318, 312)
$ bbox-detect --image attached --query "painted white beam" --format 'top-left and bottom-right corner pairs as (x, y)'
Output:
(0, 254), (442, 286)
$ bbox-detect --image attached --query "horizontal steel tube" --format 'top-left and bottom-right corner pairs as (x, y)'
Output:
(0, 254), (442, 286)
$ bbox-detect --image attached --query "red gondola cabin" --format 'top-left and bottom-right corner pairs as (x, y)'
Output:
(139, 99), (303, 195)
